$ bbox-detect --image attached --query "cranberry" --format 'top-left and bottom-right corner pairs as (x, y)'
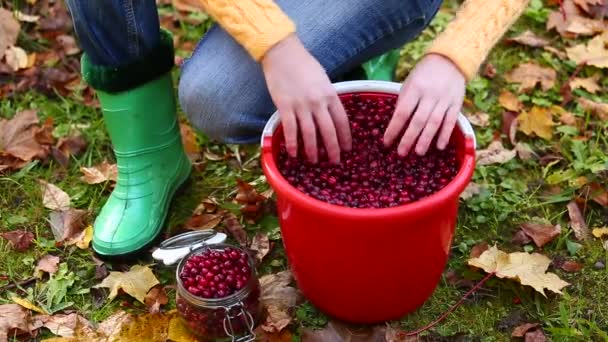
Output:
(277, 93), (459, 208)
(180, 248), (251, 299)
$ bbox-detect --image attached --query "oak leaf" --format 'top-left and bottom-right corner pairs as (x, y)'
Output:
(468, 246), (570, 295)
(505, 62), (556, 92)
(93, 265), (160, 303)
(517, 107), (555, 140)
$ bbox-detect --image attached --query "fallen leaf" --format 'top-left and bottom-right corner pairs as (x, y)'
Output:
(52, 135), (87, 167)
(56, 35), (80, 56)
(73, 225), (93, 249)
(11, 296), (48, 315)
(499, 91), (523, 112)
(5, 46), (28, 71)
(512, 230), (533, 246)
(0, 8), (20, 59)
(587, 182), (608, 207)
(519, 223), (561, 248)
(517, 107), (555, 140)
(222, 213), (248, 246)
(256, 328), (293, 342)
(35, 117), (55, 146)
(96, 311), (170, 341)
(483, 63), (497, 78)
(515, 142), (536, 161)
(250, 232), (271, 264)
(574, 0), (603, 13)
(0, 230), (34, 251)
(80, 161), (117, 184)
(167, 311), (200, 342)
(592, 227), (608, 238)
(507, 30), (549, 47)
(544, 46), (568, 59)
(193, 197), (219, 214)
(547, 1), (605, 38)
(35, 254), (60, 276)
(465, 112), (489, 127)
(476, 140), (516, 166)
(179, 122), (201, 161)
(559, 110), (578, 125)
(260, 270), (302, 310)
(235, 179), (267, 222)
(36, 313), (94, 338)
(40, 181), (71, 211)
(0, 110), (47, 165)
(261, 305), (292, 333)
(460, 182), (482, 200)
(569, 74), (601, 93)
(567, 201), (590, 240)
(505, 62), (556, 92)
(512, 323), (540, 337)
(560, 260), (583, 272)
(184, 213), (223, 230)
(502, 111), (519, 144)
(144, 285), (168, 313)
(94, 265), (160, 303)
(49, 209), (89, 244)
(172, 0), (206, 12)
(578, 97), (608, 120)
(301, 321), (386, 342)
(468, 245), (570, 295)
(525, 329), (547, 342)
(14, 10), (39, 23)
(566, 32), (608, 68)
(470, 241), (489, 258)
(0, 304), (31, 342)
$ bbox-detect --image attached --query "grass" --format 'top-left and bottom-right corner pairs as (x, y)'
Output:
(2, 0), (608, 341)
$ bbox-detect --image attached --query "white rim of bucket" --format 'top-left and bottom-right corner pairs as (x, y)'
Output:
(261, 80), (476, 149)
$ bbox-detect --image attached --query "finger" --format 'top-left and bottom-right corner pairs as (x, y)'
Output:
(280, 107), (299, 158)
(397, 97), (436, 156)
(313, 104), (341, 164)
(437, 104), (460, 150)
(384, 87), (420, 146)
(328, 97), (352, 152)
(296, 109), (318, 163)
(415, 101), (449, 155)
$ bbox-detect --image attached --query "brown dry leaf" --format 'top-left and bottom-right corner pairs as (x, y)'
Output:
(0, 304), (31, 342)
(97, 311), (170, 341)
(519, 223), (561, 248)
(5, 46), (28, 71)
(507, 30), (549, 47)
(515, 142), (536, 161)
(460, 182), (482, 200)
(547, 0), (605, 38)
(40, 181), (71, 211)
(470, 241), (489, 259)
(260, 270), (302, 311)
(559, 110), (578, 126)
(574, 0), (603, 13)
(0, 230), (34, 252)
(179, 122), (201, 161)
(80, 161), (117, 184)
(35, 254), (60, 276)
(56, 35), (80, 56)
(93, 265), (160, 303)
(144, 285), (169, 313)
(512, 230), (533, 246)
(465, 112), (489, 127)
(184, 213), (224, 230)
(566, 32), (608, 68)
(36, 313), (95, 338)
(261, 305), (292, 333)
(588, 182), (608, 206)
(578, 97), (608, 120)
(476, 140), (516, 166)
(502, 111), (519, 144)
(544, 46), (568, 59)
(505, 62), (556, 92)
(235, 179), (267, 222)
(0, 8), (20, 59)
(499, 91), (523, 112)
(569, 74), (601, 93)
(193, 197), (219, 214)
(517, 106), (556, 140)
(592, 227), (608, 238)
(483, 63), (497, 78)
(250, 232), (271, 264)
(512, 323), (540, 337)
(35, 117), (55, 146)
(0, 110), (47, 164)
(567, 201), (590, 240)
(53, 135), (87, 167)
(560, 260), (583, 272)
(222, 213), (248, 246)
(468, 245), (570, 295)
(525, 329), (547, 342)
(256, 328), (293, 342)
(49, 209), (89, 244)
(301, 321), (386, 342)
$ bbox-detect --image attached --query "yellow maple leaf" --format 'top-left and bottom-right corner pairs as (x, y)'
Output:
(517, 106), (555, 140)
(93, 265), (159, 303)
(167, 311), (202, 342)
(468, 246), (569, 296)
(566, 32), (608, 68)
(592, 227), (608, 238)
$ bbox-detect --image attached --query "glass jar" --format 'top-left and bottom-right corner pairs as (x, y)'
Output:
(175, 243), (262, 342)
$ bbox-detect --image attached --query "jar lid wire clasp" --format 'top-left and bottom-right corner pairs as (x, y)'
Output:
(223, 301), (256, 342)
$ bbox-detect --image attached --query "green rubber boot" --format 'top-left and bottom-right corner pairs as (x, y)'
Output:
(82, 30), (191, 256)
(361, 49), (401, 81)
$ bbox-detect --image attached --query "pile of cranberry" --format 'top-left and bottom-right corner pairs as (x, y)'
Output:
(179, 247), (251, 299)
(277, 93), (459, 208)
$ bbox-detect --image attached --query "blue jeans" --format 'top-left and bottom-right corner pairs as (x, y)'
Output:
(66, 0), (442, 144)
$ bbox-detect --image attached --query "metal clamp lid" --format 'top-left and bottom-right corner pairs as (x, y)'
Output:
(151, 230), (227, 266)
(223, 301), (256, 342)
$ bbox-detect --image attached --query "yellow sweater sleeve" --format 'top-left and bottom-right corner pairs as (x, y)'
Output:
(426, 0), (530, 81)
(197, 0), (295, 61)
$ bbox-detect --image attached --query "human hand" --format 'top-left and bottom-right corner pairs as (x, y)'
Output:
(261, 34), (351, 164)
(383, 54), (465, 156)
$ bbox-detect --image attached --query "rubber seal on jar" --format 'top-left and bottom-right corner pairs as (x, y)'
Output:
(152, 229), (227, 266)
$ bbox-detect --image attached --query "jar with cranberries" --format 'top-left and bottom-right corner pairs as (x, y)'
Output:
(176, 244), (262, 341)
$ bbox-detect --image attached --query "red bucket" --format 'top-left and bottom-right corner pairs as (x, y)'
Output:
(260, 81), (476, 323)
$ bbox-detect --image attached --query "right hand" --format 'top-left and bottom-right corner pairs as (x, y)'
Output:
(261, 34), (351, 164)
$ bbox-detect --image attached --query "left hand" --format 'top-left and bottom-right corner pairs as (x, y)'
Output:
(383, 54), (466, 156)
